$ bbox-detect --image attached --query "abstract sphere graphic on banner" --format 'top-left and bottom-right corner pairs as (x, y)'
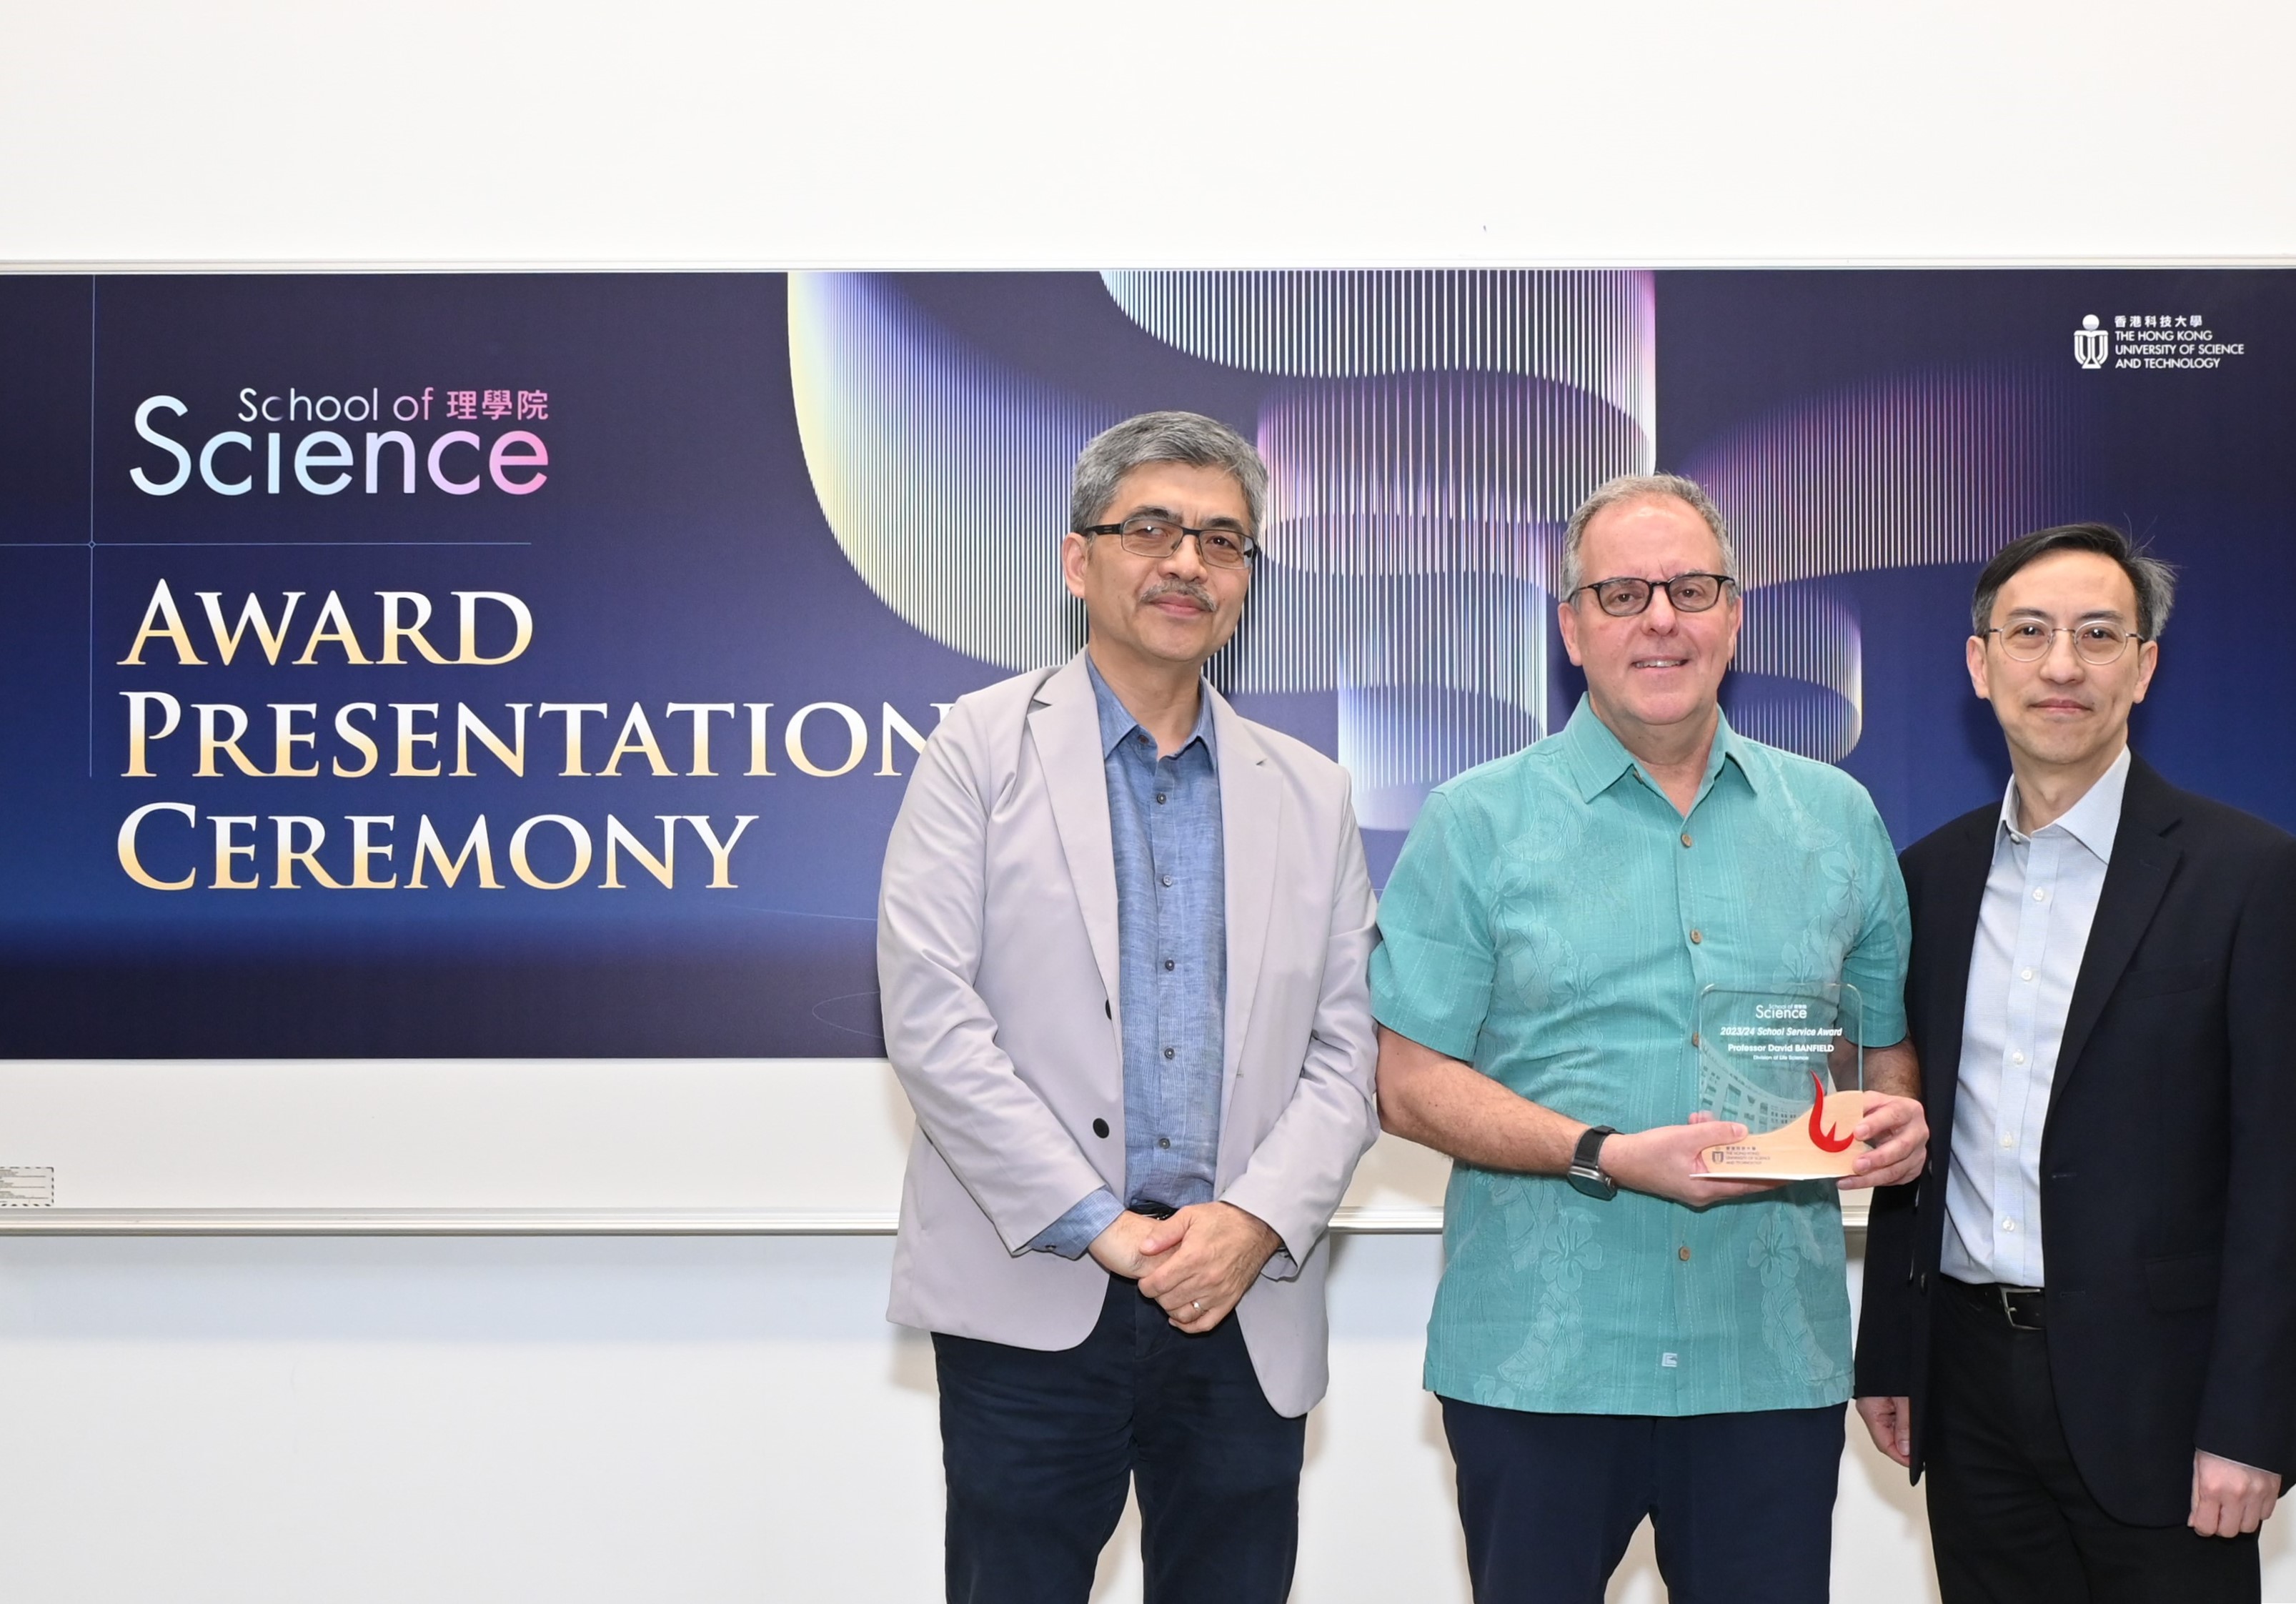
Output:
(794, 269), (1651, 829)
(792, 271), (2087, 828)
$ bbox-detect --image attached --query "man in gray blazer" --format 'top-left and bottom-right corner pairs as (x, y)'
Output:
(879, 410), (1381, 1604)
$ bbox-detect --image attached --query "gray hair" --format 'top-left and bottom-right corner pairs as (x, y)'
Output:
(1070, 411), (1268, 537)
(1559, 474), (1736, 597)
(1970, 522), (2177, 640)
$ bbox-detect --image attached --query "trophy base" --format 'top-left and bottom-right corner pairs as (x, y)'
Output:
(1697, 1090), (1869, 1182)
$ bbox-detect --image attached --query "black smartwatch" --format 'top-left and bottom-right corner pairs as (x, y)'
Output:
(1567, 1125), (1619, 1200)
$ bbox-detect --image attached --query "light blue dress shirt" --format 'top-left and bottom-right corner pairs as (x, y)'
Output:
(1025, 662), (1227, 1257)
(1942, 746), (2130, 1288)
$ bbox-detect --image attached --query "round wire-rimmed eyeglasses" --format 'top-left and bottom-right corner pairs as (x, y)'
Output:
(1984, 621), (2147, 665)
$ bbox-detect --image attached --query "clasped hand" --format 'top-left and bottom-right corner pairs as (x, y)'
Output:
(1088, 1202), (1281, 1334)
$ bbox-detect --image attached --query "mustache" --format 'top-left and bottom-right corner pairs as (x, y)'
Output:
(1139, 579), (1215, 612)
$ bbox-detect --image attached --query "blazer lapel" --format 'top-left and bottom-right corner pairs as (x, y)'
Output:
(1212, 688), (1281, 1109)
(2054, 757), (2182, 1092)
(1922, 810), (1997, 1122)
(1029, 654), (1124, 1013)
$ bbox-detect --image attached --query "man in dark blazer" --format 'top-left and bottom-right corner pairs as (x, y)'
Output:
(1856, 522), (2296, 1603)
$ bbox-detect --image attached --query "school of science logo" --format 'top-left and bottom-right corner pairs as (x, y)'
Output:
(2074, 314), (2111, 370)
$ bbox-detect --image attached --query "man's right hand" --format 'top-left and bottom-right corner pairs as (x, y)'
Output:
(1086, 1210), (1170, 1279)
(1856, 1395), (1914, 1467)
(1599, 1116), (1786, 1207)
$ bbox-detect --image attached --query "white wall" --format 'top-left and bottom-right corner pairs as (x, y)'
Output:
(4, 1), (2293, 1600)
(0, 1232), (1896, 1603)
(6, 1235), (2292, 1602)
(3, 0), (2293, 268)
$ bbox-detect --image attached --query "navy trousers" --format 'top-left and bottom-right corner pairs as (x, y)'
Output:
(933, 1272), (1306, 1604)
(1441, 1395), (1846, 1604)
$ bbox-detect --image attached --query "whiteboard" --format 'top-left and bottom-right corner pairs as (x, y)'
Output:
(0, 1058), (1463, 1233)
(0, 1057), (1887, 1233)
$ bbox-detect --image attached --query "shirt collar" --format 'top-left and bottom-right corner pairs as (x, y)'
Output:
(1558, 694), (1754, 805)
(1085, 654), (1217, 762)
(1998, 743), (2130, 862)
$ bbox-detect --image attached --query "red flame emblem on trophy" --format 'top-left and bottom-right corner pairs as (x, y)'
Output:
(1807, 1070), (1854, 1152)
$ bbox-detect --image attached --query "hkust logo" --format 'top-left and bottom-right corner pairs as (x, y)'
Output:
(2072, 312), (2247, 374)
(130, 385), (551, 497)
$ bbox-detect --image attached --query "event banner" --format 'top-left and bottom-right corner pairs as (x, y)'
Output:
(0, 271), (2287, 1056)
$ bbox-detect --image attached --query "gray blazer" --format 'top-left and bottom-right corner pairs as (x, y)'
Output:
(879, 652), (1381, 1418)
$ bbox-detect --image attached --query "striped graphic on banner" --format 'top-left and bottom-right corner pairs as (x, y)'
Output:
(1101, 269), (1656, 452)
(1691, 370), (2084, 592)
(1731, 584), (1864, 762)
(788, 272), (1106, 669)
(787, 277), (2079, 809)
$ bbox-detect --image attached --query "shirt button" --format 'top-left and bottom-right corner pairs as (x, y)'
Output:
(2012, 1051), (2027, 1065)
(2020, 967), (2035, 981)
(1678, 1245), (1692, 1262)
(1156, 793), (1166, 804)
(2033, 887), (2048, 901)
(2002, 1217), (2018, 1232)
(1163, 959), (1175, 971)
(1157, 1136), (1171, 1150)
(1161, 875), (1173, 887)
(2000, 1132), (2017, 1147)
(1163, 1047), (1175, 1060)
(1689, 929), (1703, 945)
(1681, 832), (1694, 848)
(1690, 1032), (1701, 1047)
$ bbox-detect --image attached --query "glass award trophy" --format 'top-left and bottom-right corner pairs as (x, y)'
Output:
(1694, 982), (1866, 1180)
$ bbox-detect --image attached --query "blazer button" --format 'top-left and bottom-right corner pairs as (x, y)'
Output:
(1103, 1000), (1112, 1019)
(1092, 1118), (1110, 1139)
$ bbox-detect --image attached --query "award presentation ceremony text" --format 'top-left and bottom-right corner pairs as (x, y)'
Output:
(112, 579), (948, 894)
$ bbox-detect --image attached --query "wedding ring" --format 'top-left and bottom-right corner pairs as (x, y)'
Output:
(1193, 1300), (1204, 1312)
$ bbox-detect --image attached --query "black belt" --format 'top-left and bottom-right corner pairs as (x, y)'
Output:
(1947, 1275), (2047, 1331)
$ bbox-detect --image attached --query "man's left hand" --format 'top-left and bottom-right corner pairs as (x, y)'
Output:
(1840, 1092), (1929, 1190)
(2192, 1451), (2281, 1537)
(1135, 1202), (1281, 1333)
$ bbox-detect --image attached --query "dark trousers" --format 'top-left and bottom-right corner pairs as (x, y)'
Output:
(1440, 1395), (1844, 1604)
(932, 1272), (1306, 1604)
(1925, 1276), (2260, 1604)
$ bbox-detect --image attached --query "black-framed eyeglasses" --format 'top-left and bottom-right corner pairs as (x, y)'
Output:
(1080, 514), (1258, 569)
(1985, 621), (2147, 665)
(1566, 572), (1736, 617)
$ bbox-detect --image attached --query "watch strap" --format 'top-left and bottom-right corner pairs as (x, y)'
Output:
(1568, 1125), (1619, 1198)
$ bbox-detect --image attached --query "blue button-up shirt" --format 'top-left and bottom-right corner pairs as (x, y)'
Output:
(1025, 662), (1228, 1256)
(1942, 745), (2129, 1287)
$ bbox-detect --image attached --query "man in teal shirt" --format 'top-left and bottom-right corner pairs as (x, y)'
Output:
(1373, 474), (1930, 1604)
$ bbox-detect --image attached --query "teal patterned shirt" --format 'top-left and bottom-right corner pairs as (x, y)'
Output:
(1370, 699), (1910, 1416)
